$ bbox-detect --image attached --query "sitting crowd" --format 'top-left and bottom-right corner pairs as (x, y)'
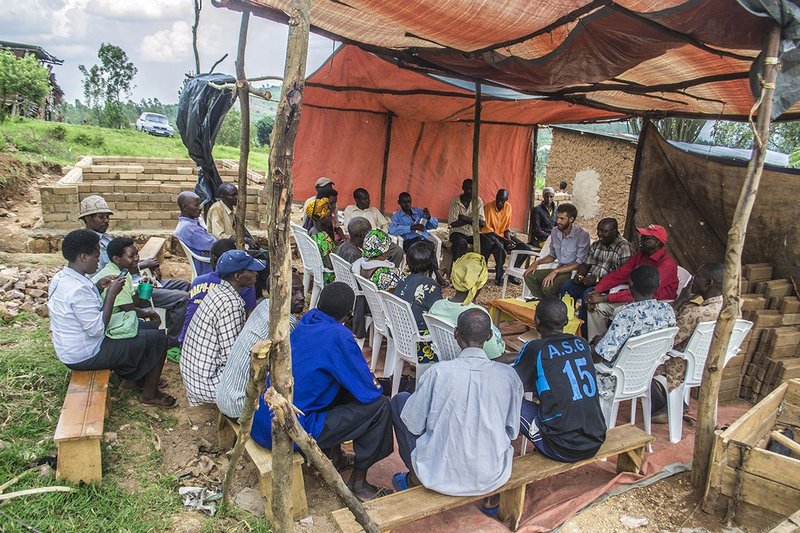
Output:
(48, 179), (728, 511)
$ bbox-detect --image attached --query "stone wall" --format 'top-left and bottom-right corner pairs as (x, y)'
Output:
(39, 156), (267, 232)
(546, 127), (637, 237)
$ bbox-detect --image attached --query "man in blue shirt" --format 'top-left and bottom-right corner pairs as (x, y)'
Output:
(513, 297), (606, 461)
(174, 191), (218, 277)
(179, 238), (258, 345)
(251, 282), (393, 501)
(389, 191), (447, 285)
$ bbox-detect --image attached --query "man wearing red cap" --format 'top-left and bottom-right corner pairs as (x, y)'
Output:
(585, 224), (678, 340)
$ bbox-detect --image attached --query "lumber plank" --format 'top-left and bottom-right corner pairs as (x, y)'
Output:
(721, 382), (787, 446)
(499, 485), (526, 531)
(56, 439), (102, 484)
(138, 236), (166, 261)
(721, 468), (800, 517)
(769, 508), (800, 533)
(331, 425), (652, 533)
(54, 370), (110, 442)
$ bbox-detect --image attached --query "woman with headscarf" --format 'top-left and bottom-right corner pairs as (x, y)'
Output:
(428, 253), (506, 358)
(306, 197), (336, 284)
(351, 229), (402, 292)
(394, 240), (442, 365)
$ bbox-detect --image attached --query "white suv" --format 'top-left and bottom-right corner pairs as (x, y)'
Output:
(135, 112), (175, 137)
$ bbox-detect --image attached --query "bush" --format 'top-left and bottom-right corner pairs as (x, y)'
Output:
(46, 125), (68, 141)
(73, 132), (105, 148)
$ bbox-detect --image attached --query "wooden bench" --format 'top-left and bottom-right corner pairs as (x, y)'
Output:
(54, 369), (111, 484)
(331, 424), (653, 532)
(217, 412), (309, 519)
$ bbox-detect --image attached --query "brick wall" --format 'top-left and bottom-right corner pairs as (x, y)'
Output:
(40, 156), (266, 231)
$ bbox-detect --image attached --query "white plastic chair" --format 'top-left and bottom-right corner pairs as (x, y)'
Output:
(596, 326), (678, 449)
(501, 236), (555, 299)
(331, 254), (373, 346)
(176, 239), (211, 281)
(654, 319), (752, 444)
(380, 290), (431, 396)
(290, 223), (312, 294)
(423, 313), (462, 362)
(291, 225), (333, 309)
(355, 273), (395, 377)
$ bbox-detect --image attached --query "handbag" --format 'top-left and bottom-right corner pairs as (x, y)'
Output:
(106, 310), (139, 339)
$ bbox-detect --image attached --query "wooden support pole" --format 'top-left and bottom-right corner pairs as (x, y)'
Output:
(527, 125), (538, 240)
(265, 0), (312, 530)
(264, 389), (381, 533)
(692, 23), (782, 490)
(471, 83), (482, 254)
(221, 340), (271, 505)
(234, 9), (251, 250)
(379, 113), (394, 213)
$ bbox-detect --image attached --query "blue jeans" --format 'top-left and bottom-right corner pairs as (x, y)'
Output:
(559, 279), (594, 337)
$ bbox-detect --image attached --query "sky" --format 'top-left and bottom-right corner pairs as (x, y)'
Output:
(0, 0), (336, 104)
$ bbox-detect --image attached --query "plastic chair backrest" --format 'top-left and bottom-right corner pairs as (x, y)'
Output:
(176, 238), (209, 280)
(290, 223), (312, 270)
(614, 327), (678, 397)
(681, 321), (717, 387)
(331, 253), (360, 294)
(724, 319), (753, 367)
(380, 290), (421, 363)
(355, 273), (387, 334)
(423, 313), (462, 362)
(294, 230), (326, 283)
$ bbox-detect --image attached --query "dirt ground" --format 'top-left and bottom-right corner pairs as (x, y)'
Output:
(0, 167), (779, 533)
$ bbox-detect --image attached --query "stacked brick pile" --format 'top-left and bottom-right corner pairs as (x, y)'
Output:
(39, 156), (267, 232)
(736, 262), (800, 403)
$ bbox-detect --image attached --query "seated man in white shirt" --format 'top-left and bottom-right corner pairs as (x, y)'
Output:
(390, 308), (523, 513)
(343, 188), (403, 266)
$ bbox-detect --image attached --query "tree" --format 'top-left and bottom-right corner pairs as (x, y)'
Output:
(627, 117), (706, 143)
(0, 51), (51, 118)
(712, 120), (800, 156)
(217, 109), (243, 147)
(79, 43), (138, 128)
(256, 115), (275, 146)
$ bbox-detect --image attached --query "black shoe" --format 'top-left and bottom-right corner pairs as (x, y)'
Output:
(508, 277), (522, 286)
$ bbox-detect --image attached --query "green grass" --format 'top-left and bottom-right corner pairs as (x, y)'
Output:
(0, 313), (270, 532)
(0, 117), (270, 171)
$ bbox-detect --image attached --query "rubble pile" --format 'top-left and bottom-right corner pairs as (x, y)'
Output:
(0, 266), (57, 320)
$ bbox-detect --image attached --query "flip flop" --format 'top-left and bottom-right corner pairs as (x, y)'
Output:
(166, 347), (181, 363)
(391, 472), (409, 492)
(140, 393), (178, 409)
(480, 505), (500, 517)
(157, 378), (169, 389)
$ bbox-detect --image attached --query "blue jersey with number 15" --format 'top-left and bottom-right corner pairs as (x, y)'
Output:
(513, 333), (607, 460)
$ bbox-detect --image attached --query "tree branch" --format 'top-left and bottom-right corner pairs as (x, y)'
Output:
(209, 53), (229, 74)
(192, 0), (202, 75)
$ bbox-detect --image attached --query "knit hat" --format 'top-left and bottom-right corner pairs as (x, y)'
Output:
(79, 195), (113, 218)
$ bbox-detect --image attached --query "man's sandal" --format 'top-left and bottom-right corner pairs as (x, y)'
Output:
(480, 504), (500, 517)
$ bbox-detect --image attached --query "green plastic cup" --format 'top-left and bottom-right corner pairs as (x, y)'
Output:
(137, 281), (154, 300)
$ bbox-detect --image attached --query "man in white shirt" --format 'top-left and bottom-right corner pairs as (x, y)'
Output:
(390, 308), (523, 503)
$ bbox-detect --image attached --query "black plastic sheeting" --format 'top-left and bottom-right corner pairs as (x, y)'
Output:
(738, 0), (800, 119)
(176, 73), (237, 206)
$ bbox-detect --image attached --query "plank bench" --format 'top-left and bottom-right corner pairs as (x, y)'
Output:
(54, 369), (111, 484)
(217, 412), (309, 520)
(138, 236), (167, 265)
(332, 423), (653, 532)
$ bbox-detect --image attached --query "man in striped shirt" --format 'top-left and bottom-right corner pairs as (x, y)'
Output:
(216, 272), (306, 418)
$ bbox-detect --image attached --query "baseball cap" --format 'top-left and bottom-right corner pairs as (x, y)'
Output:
(79, 195), (113, 218)
(315, 177), (333, 188)
(637, 224), (668, 244)
(542, 187), (555, 195)
(216, 250), (267, 277)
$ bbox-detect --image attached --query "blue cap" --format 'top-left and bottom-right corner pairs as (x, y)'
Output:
(216, 250), (266, 277)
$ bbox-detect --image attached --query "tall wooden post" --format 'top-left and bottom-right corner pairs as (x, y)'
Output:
(527, 125), (538, 240)
(692, 24), (782, 490)
(379, 114), (394, 212)
(265, 0), (312, 530)
(471, 83), (482, 253)
(235, 9), (251, 250)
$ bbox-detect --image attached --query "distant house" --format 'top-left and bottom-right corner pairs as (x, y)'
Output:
(0, 40), (64, 121)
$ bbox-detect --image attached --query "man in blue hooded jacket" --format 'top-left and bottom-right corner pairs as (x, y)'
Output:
(251, 282), (393, 501)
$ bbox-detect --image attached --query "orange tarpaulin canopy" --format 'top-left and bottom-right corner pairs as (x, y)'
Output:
(294, 46), (620, 228)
